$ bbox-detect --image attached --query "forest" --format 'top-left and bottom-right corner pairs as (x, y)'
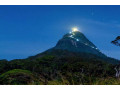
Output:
(0, 50), (120, 85)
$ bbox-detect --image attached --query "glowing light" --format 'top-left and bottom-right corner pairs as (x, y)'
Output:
(76, 39), (79, 41)
(69, 35), (72, 37)
(72, 33), (75, 35)
(72, 27), (79, 32)
(69, 35), (74, 38)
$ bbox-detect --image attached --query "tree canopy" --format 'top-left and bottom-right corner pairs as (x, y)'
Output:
(111, 36), (120, 46)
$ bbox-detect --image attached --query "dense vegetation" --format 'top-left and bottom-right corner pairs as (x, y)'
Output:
(0, 50), (119, 85)
(0, 69), (40, 85)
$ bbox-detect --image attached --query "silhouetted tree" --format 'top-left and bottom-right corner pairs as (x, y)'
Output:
(111, 36), (120, 46)
(111, 36), (120, 78)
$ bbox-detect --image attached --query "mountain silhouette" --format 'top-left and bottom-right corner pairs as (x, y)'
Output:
(28, 30), (119, 64)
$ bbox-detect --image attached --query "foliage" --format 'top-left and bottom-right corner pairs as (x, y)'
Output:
(0, 69), (42, 85)
(0, 50), (119, 85)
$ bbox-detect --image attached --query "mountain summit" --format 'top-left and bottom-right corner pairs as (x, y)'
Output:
(54, 30), (105, 57)
(29, 29), (119, 64)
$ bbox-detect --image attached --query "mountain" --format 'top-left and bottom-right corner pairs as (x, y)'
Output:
(28, 30), (119, 64)
(54, 30), (105, 57)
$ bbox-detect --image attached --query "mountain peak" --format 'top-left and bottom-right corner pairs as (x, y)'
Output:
(63, 30), (96, 48)
(28, 29), (119, 64)
(54, 30), (105, 57)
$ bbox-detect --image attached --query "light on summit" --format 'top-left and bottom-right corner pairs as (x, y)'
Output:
(72, 27), (79, 32)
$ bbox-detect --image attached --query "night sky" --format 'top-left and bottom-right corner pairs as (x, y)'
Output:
(0, 5), (120, 60)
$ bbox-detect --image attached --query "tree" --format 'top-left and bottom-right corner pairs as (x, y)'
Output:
(111, 36), (120, 78)
(111, 36), (120, 46)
